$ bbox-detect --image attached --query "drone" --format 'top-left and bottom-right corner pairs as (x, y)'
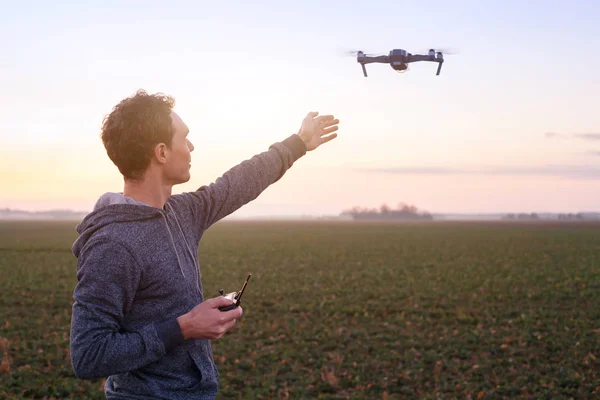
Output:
(352, 49), (449, 77)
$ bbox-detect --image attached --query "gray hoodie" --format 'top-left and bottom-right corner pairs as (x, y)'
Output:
(70, 135), (306, 399)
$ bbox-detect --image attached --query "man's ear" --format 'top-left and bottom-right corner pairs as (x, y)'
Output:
(154, 143), (168, 164)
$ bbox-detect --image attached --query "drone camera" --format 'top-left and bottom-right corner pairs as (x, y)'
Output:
(388, 49), (408, 72)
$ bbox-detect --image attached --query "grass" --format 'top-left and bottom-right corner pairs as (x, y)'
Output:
(0, 219), (598, 399)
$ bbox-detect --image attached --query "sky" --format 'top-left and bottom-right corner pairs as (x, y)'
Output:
(1, 0), (600, 217)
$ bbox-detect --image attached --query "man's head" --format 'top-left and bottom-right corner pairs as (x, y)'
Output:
(101, 89), (194, 185)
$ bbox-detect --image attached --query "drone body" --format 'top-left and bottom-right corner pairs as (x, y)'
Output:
(356, 49), (446, 77)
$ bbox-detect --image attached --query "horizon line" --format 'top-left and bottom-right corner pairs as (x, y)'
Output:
(1, 207), (599, 216)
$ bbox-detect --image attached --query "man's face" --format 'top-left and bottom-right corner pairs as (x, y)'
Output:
(164, 111), (194, 184)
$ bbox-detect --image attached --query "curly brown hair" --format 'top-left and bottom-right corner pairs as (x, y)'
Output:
(100, 89), (176, 180)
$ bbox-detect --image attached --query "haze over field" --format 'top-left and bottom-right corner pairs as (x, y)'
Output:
(2, 1), (599, 218)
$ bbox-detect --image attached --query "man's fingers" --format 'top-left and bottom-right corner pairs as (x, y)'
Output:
(227, 318), (237, 330)
(320, 133), (338, 144)
(316, 115), (335, 123)
(208, 295), (235, 308)
(319, 119), (340, 128)
(216, 319), (237, 338)
(220, 305), (243, 322)
(321, 126), (339, 136)
(317, 117), (339, 132)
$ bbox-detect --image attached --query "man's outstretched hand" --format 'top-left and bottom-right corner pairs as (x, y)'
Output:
(297, 112), (339, 151)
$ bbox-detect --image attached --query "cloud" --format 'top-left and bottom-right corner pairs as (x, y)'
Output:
(545, 132), (600, 140)
(357, 165), (600, 179)
(574, 133), (600, 140)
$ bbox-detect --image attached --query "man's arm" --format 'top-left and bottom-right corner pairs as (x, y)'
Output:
(70, 238), (183, 379)
(174, 112), (339, 234)
(189, 134), (306, 230)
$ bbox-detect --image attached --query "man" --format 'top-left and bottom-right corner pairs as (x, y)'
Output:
(69, 89), (339, 399)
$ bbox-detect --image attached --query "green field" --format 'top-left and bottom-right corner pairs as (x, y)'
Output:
(0, 219), (599, 399)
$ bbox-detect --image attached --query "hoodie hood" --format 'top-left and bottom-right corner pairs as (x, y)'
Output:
(72, 192), (164, 258)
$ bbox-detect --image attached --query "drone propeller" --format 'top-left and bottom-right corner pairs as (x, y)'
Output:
(420, 47), (459, 55)
(341, 48), (380, 57)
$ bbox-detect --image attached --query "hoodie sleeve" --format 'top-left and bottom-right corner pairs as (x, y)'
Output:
(173, 134), (307, 236)
(70, 237), (183, 379)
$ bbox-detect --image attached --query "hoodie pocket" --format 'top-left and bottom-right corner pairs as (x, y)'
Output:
(188, 340), (219, 395)
(184, 350), (203, 389)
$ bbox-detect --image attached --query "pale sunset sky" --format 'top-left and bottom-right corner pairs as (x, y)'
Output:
(1, 0), (599, 217)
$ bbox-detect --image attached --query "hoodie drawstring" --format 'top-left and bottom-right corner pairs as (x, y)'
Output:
(161, 213), (186, 278)
(171, 210), (202, 293)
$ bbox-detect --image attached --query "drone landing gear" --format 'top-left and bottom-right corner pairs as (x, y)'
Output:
(436, 61), (443, 75)
(361, 63), (367, 77)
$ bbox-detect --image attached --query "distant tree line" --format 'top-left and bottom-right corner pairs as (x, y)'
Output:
(502, 212), (596, 220)
(341, 203), (434, 221)
(502, 213), (540, 220)
(557, 213), (589, 220)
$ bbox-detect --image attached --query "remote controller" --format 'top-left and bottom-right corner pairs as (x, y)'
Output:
(218, 273), (251, 312)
